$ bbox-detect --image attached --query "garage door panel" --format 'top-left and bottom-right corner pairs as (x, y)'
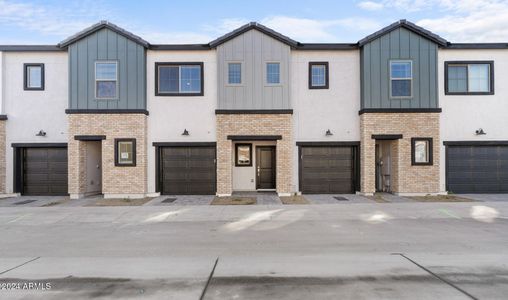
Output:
(300, 146), (356, 194)
(22, 147), (68, 196)
(160, 146), (216, 195)
(447, 144), (508, 194)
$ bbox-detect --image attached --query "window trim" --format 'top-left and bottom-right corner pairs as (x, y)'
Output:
(155, 62), (204, 96)
(235, 143), (252, 167)
(444, 61), (494, 95)
(308, 62), (329, 89)
(411, 137), (433, 166)
(95, 61), (118, 100)
(265, 62), (281, 86)
(389, 60), (413, 99)
(227, 62), (243, 86)
(114, 138), (136, 167)
(23, 63), (45, 91)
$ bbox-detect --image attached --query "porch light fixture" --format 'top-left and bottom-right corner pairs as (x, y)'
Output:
(36, 130), (46, 137)
(182, 129), (189, 136)
(325, 129), (333, 136)
(475, 128), (486, 135)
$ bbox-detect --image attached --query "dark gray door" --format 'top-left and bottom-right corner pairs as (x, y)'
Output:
(447, 145), (508, 193)
(300, 146), (355, 194)
(256, 146), (276, 189)
(23, 148), (68, 196)
(160, 146), (216, 195)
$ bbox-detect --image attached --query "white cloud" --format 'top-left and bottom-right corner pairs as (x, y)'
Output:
(0, 0), (114, 38)
(358, 1), (384, 10)
(260, 16), (382, 42)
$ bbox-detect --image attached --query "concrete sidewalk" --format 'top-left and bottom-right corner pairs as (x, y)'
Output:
(0, 202), (507, 299)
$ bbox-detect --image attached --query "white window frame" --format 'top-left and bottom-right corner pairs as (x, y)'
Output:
(265, 62), (281, 86)
(95, 61), (118, 100)
(226, 62), (243, 86)
(389, 60), (413, 99)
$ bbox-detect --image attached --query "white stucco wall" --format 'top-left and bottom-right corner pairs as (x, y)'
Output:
(146, 50), (217, 194)
(438, 49), (508, 192)
(3, 51), (68, 194)
(291, 50), (361, 191)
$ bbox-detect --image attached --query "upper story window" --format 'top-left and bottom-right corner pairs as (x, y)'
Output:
(24, 63), (44, 91)
(309, 62), (329, 89)
(156, 62), (204, 96)
(266, 62), (280, 84)
(445, 61), (494, 95)
(228, 63), (242, 84)
(95, 61), (118, 99)
(390, 61), (412, 98)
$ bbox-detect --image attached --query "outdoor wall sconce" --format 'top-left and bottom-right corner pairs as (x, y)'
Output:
(475, 128), (486, 135)
(182, 129), (189, 136)
(36, 130), (46, 137)
(325, 129), (333, 136)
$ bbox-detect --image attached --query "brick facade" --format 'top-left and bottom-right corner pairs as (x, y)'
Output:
(216, 114), (292, 195)
(0, 120), (5, 194)
(360, 113), (440, 195)
(68, 114), (147, 198)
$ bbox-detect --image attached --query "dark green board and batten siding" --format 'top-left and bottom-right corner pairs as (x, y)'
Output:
(68, 28), (146, 110)
(360, 27), (439, 109)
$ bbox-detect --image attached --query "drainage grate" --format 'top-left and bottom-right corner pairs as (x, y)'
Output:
(161, 197), (177, 203)
(14, 200), (37, 205)
(333, 196), (348, 201)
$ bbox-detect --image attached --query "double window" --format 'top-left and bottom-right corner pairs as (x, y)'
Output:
(115, 138), (136, 167)
(156, 62), (203, 96)
(390, 61), (412, 98)
(266, 62), (280, 84)
(24, 63), (44, 90)
(309, 62), (329, 89)
(95, 61), (118, 99)
(445, 61), (494, 95)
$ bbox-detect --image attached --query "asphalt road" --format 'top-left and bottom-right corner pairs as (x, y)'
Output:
(0, 202), (507, 299)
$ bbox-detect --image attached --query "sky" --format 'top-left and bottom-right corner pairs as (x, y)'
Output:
(0, 0), (507, 45)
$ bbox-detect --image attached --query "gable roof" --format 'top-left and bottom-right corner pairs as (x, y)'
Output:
(58, 20), (149, 48)
(209, 22), (299, 48)
(358, 19), (448, 47)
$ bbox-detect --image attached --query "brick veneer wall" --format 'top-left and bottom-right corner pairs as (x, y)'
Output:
(0, 120), (5, 193)
(68, 114), (147, 198)
(216, 114), (292, 195)
(360, 113), (440, 195)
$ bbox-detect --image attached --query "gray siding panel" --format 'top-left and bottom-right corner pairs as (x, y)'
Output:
(68, 28), (146, 110)
(217, 29), (291, 110)
(361, 27), (439, 109)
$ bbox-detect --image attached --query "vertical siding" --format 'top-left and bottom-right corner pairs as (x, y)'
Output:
(360, 27), (439, 109)
(217, 29), (291, 110)
(68, 28), (146, 110)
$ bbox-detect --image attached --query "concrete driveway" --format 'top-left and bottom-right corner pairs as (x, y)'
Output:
(0, 201), (507, 299)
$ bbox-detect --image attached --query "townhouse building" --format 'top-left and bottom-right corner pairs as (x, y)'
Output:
(0, 19), (506, 199)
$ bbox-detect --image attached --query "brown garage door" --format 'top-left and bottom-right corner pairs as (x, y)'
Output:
(300, 146), (357, 194)
(160, 146), (216, 195)
(23, 147), (68, 196)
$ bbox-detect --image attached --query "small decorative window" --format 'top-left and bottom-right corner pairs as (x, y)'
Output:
(24, 63), (44, 90)
(266, 62), (280, 84)
(411, 138), (433, 166)
(156, 62), (203, 96)
(390, 61), (412, 98)
(235, 144), (252, 167)
(309, 62), (329, 89)
(115, 138), (136, 166)
(95, 61), (118, 99)
(445, 61), (494, 95)
(228, 63), (242, 84)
